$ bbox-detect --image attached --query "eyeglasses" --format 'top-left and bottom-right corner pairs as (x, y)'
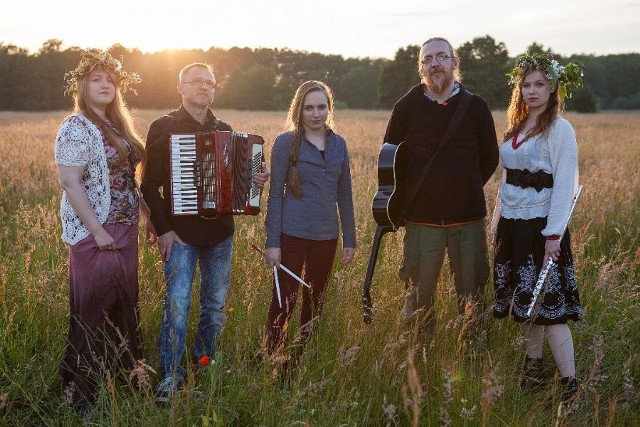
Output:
(421, 54), (452, 64)
(183, 79), (216, 89)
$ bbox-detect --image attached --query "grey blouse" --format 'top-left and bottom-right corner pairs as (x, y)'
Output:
(264, 130), (356, 248)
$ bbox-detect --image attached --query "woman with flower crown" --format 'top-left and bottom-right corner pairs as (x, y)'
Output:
(491, 53), (584, 402)
(54, 49), (155, 415)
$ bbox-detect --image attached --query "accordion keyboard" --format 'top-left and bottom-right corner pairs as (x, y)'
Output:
(169, 131), (264, 217)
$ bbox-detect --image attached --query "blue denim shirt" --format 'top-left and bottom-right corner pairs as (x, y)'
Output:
(265, 130), (356, 248)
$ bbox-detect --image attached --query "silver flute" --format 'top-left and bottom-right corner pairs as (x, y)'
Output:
(526, 185), (583, 318)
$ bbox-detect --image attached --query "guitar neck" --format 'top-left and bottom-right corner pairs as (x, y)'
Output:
(362, 225), (395, 323)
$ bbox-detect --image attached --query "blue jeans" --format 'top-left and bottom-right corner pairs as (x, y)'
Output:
(157, 234), (233, 378)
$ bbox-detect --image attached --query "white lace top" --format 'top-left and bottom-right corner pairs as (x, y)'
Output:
(491, 116), (579, 237)
(54, 113), (111, 244)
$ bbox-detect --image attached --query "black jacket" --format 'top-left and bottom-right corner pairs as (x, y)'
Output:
(384, 83), (499, 224)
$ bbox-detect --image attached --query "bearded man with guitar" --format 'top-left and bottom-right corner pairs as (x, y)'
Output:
(364, 37), (498, 341)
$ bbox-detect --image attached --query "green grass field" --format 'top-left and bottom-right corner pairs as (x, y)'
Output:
(0, 109), (638, 426)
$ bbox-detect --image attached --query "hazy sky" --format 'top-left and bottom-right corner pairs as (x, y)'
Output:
(2, 0), (638, 58)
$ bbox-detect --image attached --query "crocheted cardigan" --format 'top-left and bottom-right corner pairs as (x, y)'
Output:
(54, 113), (111, 244)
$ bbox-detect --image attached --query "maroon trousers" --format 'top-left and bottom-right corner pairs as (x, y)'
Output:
(60, 223), (142, 407)
(267, 234), (338, 351)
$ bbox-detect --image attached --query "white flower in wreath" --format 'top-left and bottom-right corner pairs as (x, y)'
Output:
(546, 60), (564, 81)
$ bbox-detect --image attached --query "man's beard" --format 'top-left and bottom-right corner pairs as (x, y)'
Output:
(424, 68), (454, 95)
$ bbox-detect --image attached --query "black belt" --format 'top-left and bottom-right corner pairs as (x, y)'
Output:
(506, 169), (553, 192)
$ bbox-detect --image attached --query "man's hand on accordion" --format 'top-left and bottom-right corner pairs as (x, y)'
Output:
(253, 162), (269, 189)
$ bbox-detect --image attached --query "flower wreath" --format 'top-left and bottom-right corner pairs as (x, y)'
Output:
(507, 53), (583, 101)
(64, 49), (141, 97)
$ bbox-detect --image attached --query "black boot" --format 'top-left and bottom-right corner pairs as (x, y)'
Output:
(560, 376), (580, 402)
(521, 357), (545, 391)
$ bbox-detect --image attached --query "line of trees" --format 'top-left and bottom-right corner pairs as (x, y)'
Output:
(1, 36), (639, 112)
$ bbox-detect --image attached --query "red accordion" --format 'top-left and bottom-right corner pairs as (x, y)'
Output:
(169, 131), (264, 217)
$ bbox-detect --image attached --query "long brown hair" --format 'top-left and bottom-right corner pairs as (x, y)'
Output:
(285, 80), (335, 197)
(504, 67), (561, 142)
(75, 68), (146, 170)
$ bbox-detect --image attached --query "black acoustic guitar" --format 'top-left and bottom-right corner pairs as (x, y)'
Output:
(362, 142), (407, 323)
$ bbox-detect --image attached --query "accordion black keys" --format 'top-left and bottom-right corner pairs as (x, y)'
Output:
(170, 131), (264, 217)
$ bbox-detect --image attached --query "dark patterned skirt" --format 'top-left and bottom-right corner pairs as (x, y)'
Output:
(493, 217), (583, 324)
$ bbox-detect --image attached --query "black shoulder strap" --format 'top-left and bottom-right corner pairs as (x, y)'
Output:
(402, 90), (473, 217)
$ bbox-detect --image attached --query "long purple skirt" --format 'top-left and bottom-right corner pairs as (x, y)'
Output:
(59, 223), (142, 407)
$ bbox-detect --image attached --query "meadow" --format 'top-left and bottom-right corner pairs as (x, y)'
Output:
(0, 109), (638, 426)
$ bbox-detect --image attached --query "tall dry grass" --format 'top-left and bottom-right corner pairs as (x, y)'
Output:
(0, 109), (638, 426)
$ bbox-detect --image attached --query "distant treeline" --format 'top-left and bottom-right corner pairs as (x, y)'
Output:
(2, 36), (639, 112)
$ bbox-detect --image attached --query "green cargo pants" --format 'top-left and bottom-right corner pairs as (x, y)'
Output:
(399, 220), (489, 337)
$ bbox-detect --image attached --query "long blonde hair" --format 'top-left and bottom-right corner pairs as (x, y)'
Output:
(285, 80), (335, 197)
(504, 67), (561, 142)
(75, 68), (146, 169)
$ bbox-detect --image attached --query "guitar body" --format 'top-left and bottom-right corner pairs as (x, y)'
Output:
(372, 142), (407, 229)
(362, 142), (407, 323)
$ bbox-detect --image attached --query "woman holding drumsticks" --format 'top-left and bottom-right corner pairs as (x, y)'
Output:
(262, 80), (356, 356)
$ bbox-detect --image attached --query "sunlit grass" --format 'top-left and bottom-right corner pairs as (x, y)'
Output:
(0, 109), (638, 425)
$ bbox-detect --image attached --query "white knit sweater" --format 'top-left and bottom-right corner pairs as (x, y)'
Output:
(491, 116), (579, 237)
(54, 113), (111, 244)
